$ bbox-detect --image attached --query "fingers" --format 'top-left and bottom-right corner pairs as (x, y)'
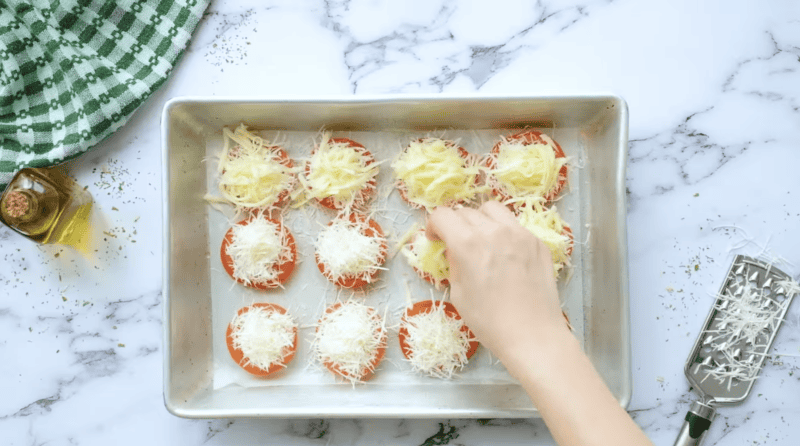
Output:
(479, 200), (519, 227)
(425, 207), (464, 243)
(459, 208), (488, 227)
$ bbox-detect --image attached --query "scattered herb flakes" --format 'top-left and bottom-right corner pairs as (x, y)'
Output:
(118, 343), (125, 348)
(656, 376), (665, 383)
(82, 301), (90, 307)
(134, 216), (140, 222)
(666, 286), (675, 293)
(29, 327), (32, 332)
(693, 193), (699, 197)
(62, 296), (67, 302)
(112, 207), (119, 211)
(103, 231), (117, 238)
(54, 252), (59, 258)
(112, 326), (117, 330)
(694, 264), (700, 271)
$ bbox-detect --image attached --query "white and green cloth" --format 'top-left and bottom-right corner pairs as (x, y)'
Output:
(0, 0), (208, 186)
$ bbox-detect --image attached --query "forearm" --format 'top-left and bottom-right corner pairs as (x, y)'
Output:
(502, 329), (653, 446)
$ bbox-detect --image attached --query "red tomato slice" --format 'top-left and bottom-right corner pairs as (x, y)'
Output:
(398, 300), (479, 362)
(316, 302), (387, 381)
(315, 213), (387, 289)
(226, 303), (297, 377)
(220, 216), (297, 290)
(397, 139), (475, 209)
(486, 130), (568, 203)
(305, 137), (376, 211)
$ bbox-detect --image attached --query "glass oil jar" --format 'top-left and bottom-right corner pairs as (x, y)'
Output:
(0, 167), (93, 250)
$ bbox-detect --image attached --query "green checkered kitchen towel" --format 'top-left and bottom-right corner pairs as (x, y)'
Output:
(0, 0), (208, 187)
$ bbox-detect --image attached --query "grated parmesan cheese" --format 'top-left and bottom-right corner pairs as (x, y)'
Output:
(699, 266), (799, 391)
(230, 305), (296, 372)
(217, 124), (297, 210)
(315, 301), (387, 383)
(401, 301), (474, 379)
(487, 132), (566, 200)
(315, 217), (386, 284)
(400, 229), (449, 288)
(226, 215), (294, 287)
(297, 133), (379, 210)
(514, 198), (573, 275)
(391, 138), (484, 210)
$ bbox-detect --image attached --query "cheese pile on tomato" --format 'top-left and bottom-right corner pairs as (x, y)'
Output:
(217, 124), (296, 209)
(229, 305), (297, 373)
(299, 133), (379, 210)
(392, 138), (482, 210)
(315, 302), (387, 382)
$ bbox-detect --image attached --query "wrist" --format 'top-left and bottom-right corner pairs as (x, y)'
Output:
(499, 324), (581, 384)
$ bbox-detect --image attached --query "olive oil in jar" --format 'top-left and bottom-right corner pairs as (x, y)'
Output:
(0, 167), (93, 251)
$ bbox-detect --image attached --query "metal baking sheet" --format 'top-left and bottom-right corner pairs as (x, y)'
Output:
(161, 95), (630, 418)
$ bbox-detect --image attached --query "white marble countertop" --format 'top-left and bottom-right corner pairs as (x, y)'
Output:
(2, 0), (799, 444)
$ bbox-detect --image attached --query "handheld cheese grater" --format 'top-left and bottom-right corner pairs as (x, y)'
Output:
(674, 255), (798, 446)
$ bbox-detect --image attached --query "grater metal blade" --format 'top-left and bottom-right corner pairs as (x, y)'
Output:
(674, 255), (798, 446)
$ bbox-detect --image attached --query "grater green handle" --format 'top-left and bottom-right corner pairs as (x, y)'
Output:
(674, 401), (715, 446)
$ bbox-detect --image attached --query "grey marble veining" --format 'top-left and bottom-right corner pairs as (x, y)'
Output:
(2, 0), (799, 445)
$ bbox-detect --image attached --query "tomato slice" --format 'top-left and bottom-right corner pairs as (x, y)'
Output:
(220, 216), (297, 290)
(315, 213), (387, 289)
(226, 303), (297, 377)
(305, 137), (376, 211)
(316, 302), (387, 381)
(397, 139), (475, 210)
(398, 300), (479, 362)
(486, 130), (568, 203)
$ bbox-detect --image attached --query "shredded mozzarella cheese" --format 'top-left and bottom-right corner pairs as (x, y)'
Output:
(488, 133), (566, 199)
(400, 229), (449, 287)
(298, 133), (379, 209)
(231, 306), (296, 371)
(391, 138), (483, 210)
(217, 124), (296, 209)
(402, 302), (473, 379)
(514, 198), (572, 275)
(226, 215), (294, 286)
(315, 302), (386, 382)
(316, 218), (386, 283)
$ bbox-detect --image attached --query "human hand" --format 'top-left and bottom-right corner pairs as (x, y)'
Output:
(426, 201), (571, 366)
